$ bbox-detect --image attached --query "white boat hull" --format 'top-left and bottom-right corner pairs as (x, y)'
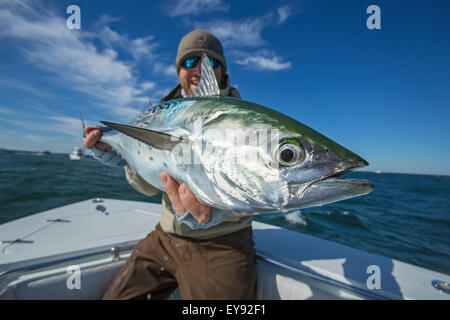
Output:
(68, 154), (82, 160)
(0, 199), (449, 300)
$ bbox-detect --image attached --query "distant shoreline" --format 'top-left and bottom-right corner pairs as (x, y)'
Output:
(0, 148), (93, 158)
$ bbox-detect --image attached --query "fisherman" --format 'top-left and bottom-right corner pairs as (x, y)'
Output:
(83, 30), (257, 300)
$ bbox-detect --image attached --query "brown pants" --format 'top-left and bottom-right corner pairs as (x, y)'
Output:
(103, 224), (257, 300)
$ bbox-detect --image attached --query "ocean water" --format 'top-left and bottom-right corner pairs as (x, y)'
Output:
(0, 151), (449, 275)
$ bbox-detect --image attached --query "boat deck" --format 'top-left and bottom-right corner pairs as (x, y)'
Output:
(1, 198), (449, 300)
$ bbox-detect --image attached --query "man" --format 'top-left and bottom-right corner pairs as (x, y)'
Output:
(84, 30), (257, 300)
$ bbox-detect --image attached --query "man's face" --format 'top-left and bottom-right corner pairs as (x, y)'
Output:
(179, 55), (224, 96)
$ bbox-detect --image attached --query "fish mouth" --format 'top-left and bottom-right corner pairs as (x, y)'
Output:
(286, 158), (374, 210)
(310, 157), (370, 184)
(302, 176), (374, 204)
(314, 158), (374, 192)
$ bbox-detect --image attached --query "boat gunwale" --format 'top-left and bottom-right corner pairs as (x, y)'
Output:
(1, 242), (388, 300)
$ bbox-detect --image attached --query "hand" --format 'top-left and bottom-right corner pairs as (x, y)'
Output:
(84, 126), (114, 152)
(159, 172), (211, 224)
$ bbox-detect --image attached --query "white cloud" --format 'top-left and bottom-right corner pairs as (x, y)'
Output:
(235, 54), (292, 71)
(166, 0), (229, 17)
(154, 63), (177, 79)
(24, 134), (45, 143)
(129, 36), (159, 60)
(47, 116), (87, 137)
(277, 5), (292, 24)
(194, 14), (272, 47)
(0, 1), (168, 120)
(97, 25), (123, 47)
(0, 1), (180, 152)
(98, 25), (159, 61)
(93, 13), (122, 29)
(0, 106), (14, 114)
(0, 114), (94, 138)
(192, 6), (297, 71)
(140, 81), (156, 91)
(0, 78), (53, 98)
(0, 126), (84, 153)
(192, 4), (298, 48)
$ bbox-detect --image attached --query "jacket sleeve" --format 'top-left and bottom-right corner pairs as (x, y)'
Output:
(174, 207), (231, 229)
(92, 147), (128, 167)
(123, 166), (161, 197)
(92, 147), (161, 197)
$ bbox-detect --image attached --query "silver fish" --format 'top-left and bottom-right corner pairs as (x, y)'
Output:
(100, 54), (373, 215)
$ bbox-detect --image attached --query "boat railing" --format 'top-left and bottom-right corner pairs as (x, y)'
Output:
(0, 242), (137, 284)
(1, 242), (390, 300)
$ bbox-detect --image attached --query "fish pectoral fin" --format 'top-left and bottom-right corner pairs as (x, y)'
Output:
(100, 121), (182, 151)
(190, 53), (220, 98)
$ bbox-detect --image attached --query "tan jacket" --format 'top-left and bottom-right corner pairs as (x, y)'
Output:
(124, 78), (252, 239)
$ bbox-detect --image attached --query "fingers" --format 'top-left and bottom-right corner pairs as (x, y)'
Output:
(159, 172), (211, 224)
(179, 183), (211, 224)
(160, 172), (185, 215)
(83, 126), (114, 152)
(84, 127), (101, 149)
(84, 126), (99, 136)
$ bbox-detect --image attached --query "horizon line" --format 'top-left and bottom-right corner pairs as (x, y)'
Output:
(1, 147), (449, 178)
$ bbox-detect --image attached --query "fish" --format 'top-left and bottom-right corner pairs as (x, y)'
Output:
(99, 53), (373, 216)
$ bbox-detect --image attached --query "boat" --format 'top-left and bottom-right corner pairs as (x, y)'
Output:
(0, 198), (449, 300)
(68, 147), (84, 160)
(36, 150), (51, 156)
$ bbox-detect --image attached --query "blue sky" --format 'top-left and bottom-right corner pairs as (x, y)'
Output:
(0, 0), (449, 175)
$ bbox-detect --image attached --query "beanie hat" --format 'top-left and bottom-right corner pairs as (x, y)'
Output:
(176, 29), (227, 74)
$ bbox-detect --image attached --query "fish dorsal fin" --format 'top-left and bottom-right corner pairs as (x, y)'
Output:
(190, 53), (220, 98)
(101, 121), (182, 151)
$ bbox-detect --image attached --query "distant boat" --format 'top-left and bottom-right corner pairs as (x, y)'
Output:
(36, 150), (51, 156)
(375, 170), (382, 174)
(69, 147), (84, 160)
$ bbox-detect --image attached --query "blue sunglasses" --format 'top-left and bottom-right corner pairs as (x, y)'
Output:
(182, 55), (220, 69)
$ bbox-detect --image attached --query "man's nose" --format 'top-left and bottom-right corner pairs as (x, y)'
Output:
(192, 60), (202, 75)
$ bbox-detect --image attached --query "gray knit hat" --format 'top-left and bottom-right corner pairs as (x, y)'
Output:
(176, 29), (227, 74)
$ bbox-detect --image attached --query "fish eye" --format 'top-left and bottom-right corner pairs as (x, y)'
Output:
(278, 139), (304, 167)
